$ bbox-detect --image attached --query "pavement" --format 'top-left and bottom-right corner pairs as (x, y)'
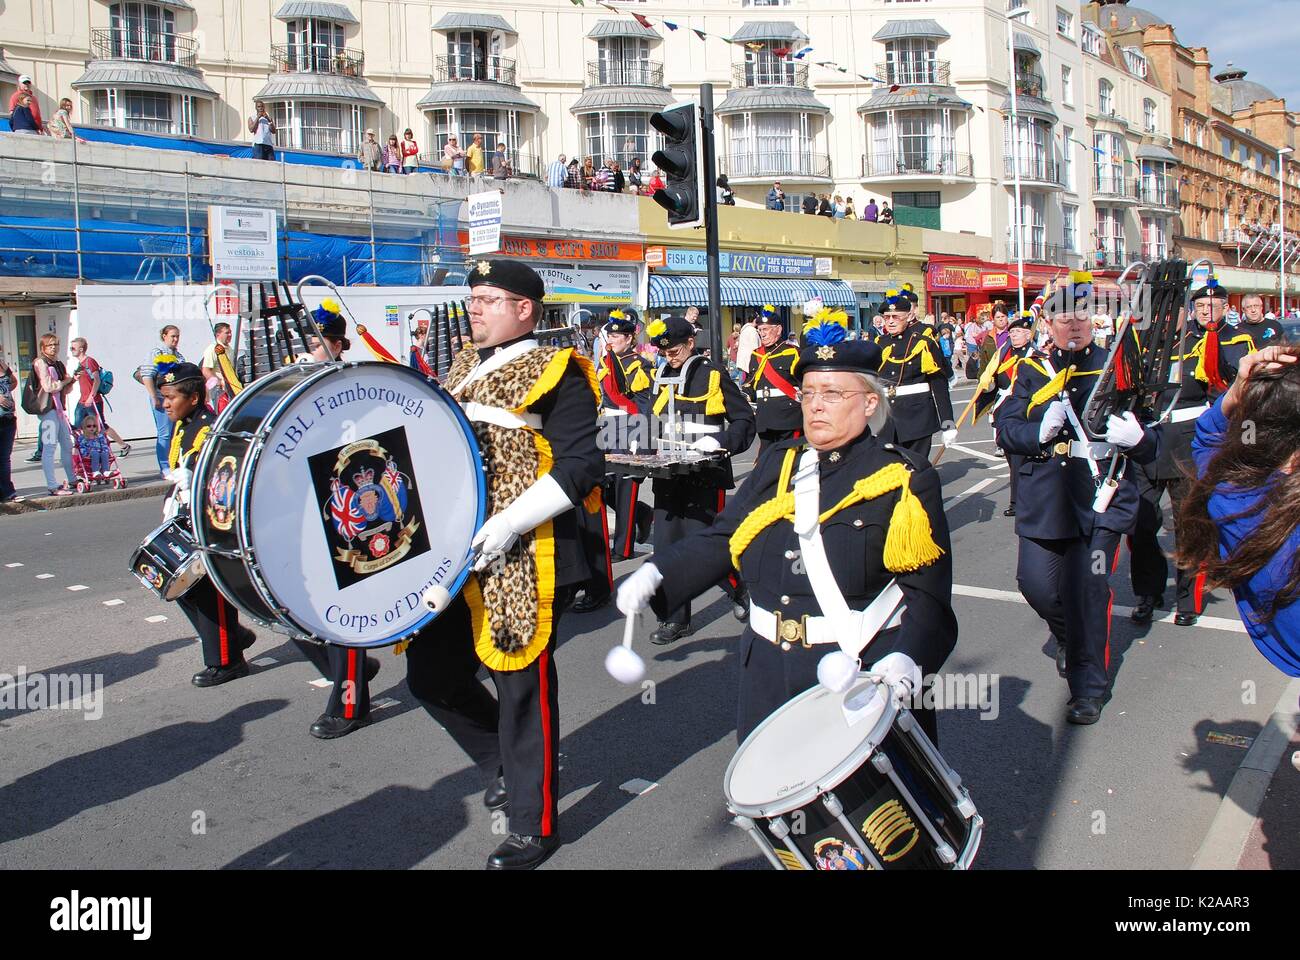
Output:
(3, 435), (168, 514)
(1, 375), (1297, 870)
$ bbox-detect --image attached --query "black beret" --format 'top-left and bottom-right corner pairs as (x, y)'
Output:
(604, 309), (637, 335)
(161, 361), (204, 386)
(878, 290), (913, 315)
(1190, 277), (1229, 301)
(1045, 271), (1094, 315)
(793, 310), (882, 380)
(468, 258), (545, 302)
(645, 315), (695, 349)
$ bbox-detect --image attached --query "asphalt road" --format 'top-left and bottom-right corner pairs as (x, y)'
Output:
(0, 380), (1289, 870)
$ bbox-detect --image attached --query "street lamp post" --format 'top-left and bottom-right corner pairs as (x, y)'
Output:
(1007, 9), (1031, 316)
(1279, 146), (1293, 317)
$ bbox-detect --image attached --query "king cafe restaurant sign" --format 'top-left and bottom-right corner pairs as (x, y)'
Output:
(646, 246), (834, 278)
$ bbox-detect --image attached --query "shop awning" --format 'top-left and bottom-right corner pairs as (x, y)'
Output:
(649, 275), (856, 309)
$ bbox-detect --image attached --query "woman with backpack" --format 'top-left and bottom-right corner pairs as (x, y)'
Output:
(25, 333), (76, 496)
(69, 336), (128, 457)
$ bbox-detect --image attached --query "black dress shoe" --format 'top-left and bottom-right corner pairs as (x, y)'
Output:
(1067, 697), (1103, 725)
(192, 660), (250, 687)
(25, 452), (41, 463)
(485, 833), (559, 871)
(483, 774), (508, 812)
(650, 621), (689, 646)
(635, 509), (652, 544)
(309, 713), (371, 739)
(1174, 611), (1199, 626)
(365, 656), (381, 682)
(1055, 641), (1068, 678)
(1003, 505), (1016, 517)
(1130, 595), (1161, 624)
(571, 592), (610, 614)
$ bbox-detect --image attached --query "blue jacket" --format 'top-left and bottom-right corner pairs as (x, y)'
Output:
(1193, 397), (1300, 676)
(765, 188), (784, 211)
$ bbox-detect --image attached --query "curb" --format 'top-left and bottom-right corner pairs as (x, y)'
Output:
(1191, 677), (1300, 870)
(0, 480), (168, 515)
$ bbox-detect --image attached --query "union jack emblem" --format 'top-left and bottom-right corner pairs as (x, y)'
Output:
(329, 477), (365, 540)
(383, 459), (401, 491)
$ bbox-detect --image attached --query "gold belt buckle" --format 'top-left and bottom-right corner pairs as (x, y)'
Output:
(773, 610), (811, 649)
(1053, 441), (1070, 457)
(886, 384), (898, 400)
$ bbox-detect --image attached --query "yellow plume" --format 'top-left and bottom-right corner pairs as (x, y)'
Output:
(320, 297), (341, 314)
(647, 319), (666, 339)
(1069, 271), (1092, 285)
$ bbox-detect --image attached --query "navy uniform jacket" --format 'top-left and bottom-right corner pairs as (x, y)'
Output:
(652, 355), (755, 489)
(994, 343), (1159, 539)
(168, 405), (215, 473)
(650, 431), (956, 676)
(743, 341), (802, 435)
(974, 342), (1034, 418)
(876, 324), (955, 441)
(597, 347), (652, 417)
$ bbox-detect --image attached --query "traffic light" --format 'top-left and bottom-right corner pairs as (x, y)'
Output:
(650, 102), (705, 229)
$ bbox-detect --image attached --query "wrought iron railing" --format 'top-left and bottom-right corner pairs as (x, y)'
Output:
(1092, 172), (1138, 200)
(434, 54), (517, 85)
(718, 150), (831, 179)
(270, 43), (365, 79)
(862, 151), (972, 178)
(731, 57), (810, 89)
(90, 28), (198, 68)
(1005, 232), (1065, 264)
(875, 60), (952, 87)
(1015, 72), (1046, 100)
(585, 60), (665, 88)
(1003, 153), (1063, 184)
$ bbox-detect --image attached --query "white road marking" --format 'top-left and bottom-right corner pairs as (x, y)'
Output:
(103, 599), (124, 606)
(951, 583), (1247, 634)
(372, 697), (401, 710)
(35, 573), (54, 580)
(144, 615), (168, 623)
(43, 532), (52, 536)
(250, 657), (278, 667)
(308, 678), (332, 688)
(619, 778), (659, 797)
(5, 562), (23, 568)
(945, 478), (997, 506)
(66, 585), (88, 592)
(946, 442), (1005, 463)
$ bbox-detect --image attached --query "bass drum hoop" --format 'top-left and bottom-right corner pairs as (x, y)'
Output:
(722, 678), (900, 821)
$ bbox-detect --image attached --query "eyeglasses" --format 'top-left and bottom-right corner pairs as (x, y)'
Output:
(796, 389), (868, 405)
(466, 294), (525, 309)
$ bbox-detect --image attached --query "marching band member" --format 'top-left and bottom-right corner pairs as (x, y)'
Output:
(974, 310), (1037, 516)
(572, 310), (653, 614)
(404, 259), (604, 870)
(157, 362), (258, 687)
(875, 290), (956, 459)
(644, 315), (756, 645)
(1129, 277), (1255, 626)
(994, 272), (1161, 724)
(743, 304), (802, 448)
(618, 308), (957, 742)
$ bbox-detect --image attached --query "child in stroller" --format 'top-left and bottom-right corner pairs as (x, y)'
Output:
(72, 411), (125, 491)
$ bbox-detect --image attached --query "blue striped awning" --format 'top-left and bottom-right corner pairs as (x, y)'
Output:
(649, 275), (856, 309)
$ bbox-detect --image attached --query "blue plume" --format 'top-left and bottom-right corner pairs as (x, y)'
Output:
(806, 323), (848, 347)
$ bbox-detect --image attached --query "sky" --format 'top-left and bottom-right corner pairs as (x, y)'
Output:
(1133, 0), (1300, 107)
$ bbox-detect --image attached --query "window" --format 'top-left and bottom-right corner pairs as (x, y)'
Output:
(1056, 6), (1074, 38)
(1098, 79), (1114, 115)
(891, 190), (941, 229)
(108, 2), (176, 64)
(1005, 116), (1052, 180)
(743, 0), (789, 5)
(1008, 193), (1047, 260)
(884, 39), (939, 86)
(1061, 64), (1073, 105)
(94, 88), (174, 133)
(1182, 115), (1190, 143)
(744, 40), (799, 86)
(286, 18), (345, 72)
(1094, 131), (1125, 194)
(1063, 125), (1075, 190)
(272, 100), (363, 154)
(583, 111), (657, 166)
(728, 112), (822, 177)
(1082, 23), (1102, 57)
(1143, 98), (1157, 133)
(1096, 207), (1125, 263)
(1141, 216), (1167, 260)
(446, 29), (508, 82)
(1222, 135), (1233, 159)
(596, 37), (653, 86)
(1122, 47), (1148, 78)
(1063, 203), (1079, 252)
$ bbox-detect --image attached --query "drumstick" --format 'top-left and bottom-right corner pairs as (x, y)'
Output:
(605, 611), (646, 684)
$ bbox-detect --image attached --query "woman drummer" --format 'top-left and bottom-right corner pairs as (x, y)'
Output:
(157, 362), (258, 687)
(617, 309), (958, 742)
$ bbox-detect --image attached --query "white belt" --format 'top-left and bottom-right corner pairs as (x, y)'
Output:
(461, 402), (542, 431)
(890, 382), (931, 397)
(1167, 403), (1209, 424)
(750, 604), (838, 646)
(667, 421), (722, 435)
(755, 387), (795, 400)
(749, 592), (907, 650)
(1056, 440), (1116, 459)
(602, 407), (628, 417)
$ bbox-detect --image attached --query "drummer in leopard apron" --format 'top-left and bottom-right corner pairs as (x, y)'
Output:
(618, 307), (957, 743)
(402, 258), (604, 871)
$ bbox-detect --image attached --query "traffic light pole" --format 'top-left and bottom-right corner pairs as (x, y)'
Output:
(700, 82), (724, 358)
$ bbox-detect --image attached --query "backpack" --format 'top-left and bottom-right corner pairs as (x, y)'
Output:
(20, 365), (49, 416)
(99, 369), (115, 395)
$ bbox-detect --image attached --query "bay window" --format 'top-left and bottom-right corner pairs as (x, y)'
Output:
(108, 3), (176, 64)
(884, 39), (939, 87)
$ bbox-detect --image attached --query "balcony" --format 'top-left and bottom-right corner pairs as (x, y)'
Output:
(271, 43), (365, 79)
(1005, 234), (1067, 265)
(585, 60), (665, 88)
(861, 151), (973, 181)
(1090, 249), (1128, 270)
(89, 28), (198, 69)
(435, 54), (517, 86)
(1135, 179), (1180, 211)
(1092, 172), (1139, 203)
(718, 150), (831, 182)
(1003, 154), (1064, 188)
(875, 61), (952, 88)
(731, 56), (810, 89)
(1015, 72), (1046, 101)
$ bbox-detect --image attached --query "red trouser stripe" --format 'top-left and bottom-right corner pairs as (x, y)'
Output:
(621, 481), (639, 559)
(538, 648), (554, 837)
(1194, 571), (1206, 614)
(216, 595), (230, 665)
(598, 495), (614, 590)
(344, 649), (357, 719)
(718, 489), (740, 592)
(1104, 591), (1114, 671)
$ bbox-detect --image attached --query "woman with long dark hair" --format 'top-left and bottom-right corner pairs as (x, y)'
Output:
(1177, 345), (1300, 675)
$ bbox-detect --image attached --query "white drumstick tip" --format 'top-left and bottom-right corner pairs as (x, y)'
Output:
(605, 644), (645, 685)
(422, 584), (452, 613)
(817, 650), (859, 694)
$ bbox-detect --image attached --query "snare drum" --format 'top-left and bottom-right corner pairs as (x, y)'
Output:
(130, 516), (205, 601)
(724, 678), (982, 870)
(190, 361), (485, 648)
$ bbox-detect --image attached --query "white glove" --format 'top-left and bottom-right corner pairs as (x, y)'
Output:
(870, 651), (923, 697)
(1037, 400), (1070, 445)
(472, 474), (574, 572)
(616, 563), (663, 616)
(940, 428), (958, 447)
(1105, 411), (1145, 450)
(691, 435), (721, 453)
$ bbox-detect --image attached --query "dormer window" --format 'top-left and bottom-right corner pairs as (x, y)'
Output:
(1122, 47), (1147, 78)
(885, 39), (938, 86)
(596, 36), (651, 86)
(1082, 22), (1102, 57)
(109, 3), (176, 63)
(286, 18), (345, 72)
(744, 40), (797, 86)
(447, 28), (508, 82)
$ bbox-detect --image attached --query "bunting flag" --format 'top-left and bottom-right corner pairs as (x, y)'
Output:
(692, 28), (707, 41)
(632, 12), (652, 29)
(568, 0), (583, 5)
(793, 45), (814, 59)
(745, 42), (765, 52)
(663, 20), (678, 31)
(771, 46), (791, 58)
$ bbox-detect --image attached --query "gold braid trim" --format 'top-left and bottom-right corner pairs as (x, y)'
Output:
(1026, 368), (1069, 413)
(728, 454), (944, 574)
(881, 339), (941, 376)
(652, 367), (723, 415)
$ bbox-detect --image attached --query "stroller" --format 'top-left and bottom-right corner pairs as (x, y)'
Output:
(64, 398), (127, 493)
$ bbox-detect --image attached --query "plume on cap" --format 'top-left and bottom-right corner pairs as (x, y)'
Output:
(646, 319), (667, 340)
(802, 307), (849, 347)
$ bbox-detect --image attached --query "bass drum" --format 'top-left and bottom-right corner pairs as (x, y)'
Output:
(190, 360), (485, 647)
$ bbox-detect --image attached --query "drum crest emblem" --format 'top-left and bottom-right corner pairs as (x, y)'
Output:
(813, 837), (867, 871)
(311, 428), (429, 588)
(205, 455), (238, 532)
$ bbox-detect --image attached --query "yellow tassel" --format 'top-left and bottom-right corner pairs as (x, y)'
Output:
(582, 485), (603, 514)
(1027, 367), (1069, 413)
(883, 478), (945, 573)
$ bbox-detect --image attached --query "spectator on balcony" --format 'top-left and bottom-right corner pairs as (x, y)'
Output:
(817, 194), (833, 218)
(466, 133), (487, 176)
(491, 142), (512, 180)
(863, 197), (879, 222)
(625, 157), (643, 194)
(358, 129), (381, 171)
(564, 158), (585, 190)
(442, 135), (465, 175)
(9, 76), (44, 131)
(247, 101), (276, 161)
(844, 197), (856, 220)
(547, 153), (568, 188)
(717, 174), (735, 206)
(401, 129), (420, 174)
(766, 181), (785, 211)
(802, 194), (817, 215)
(582, 156), (598, 189)
(46, 98), (76, 139)
(382, 134), (402, 173)
(880, 203), (895, 225)
(9, 93), (41, 135)
(646, 167), (664, 196)
(593, 160), (613, 191)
